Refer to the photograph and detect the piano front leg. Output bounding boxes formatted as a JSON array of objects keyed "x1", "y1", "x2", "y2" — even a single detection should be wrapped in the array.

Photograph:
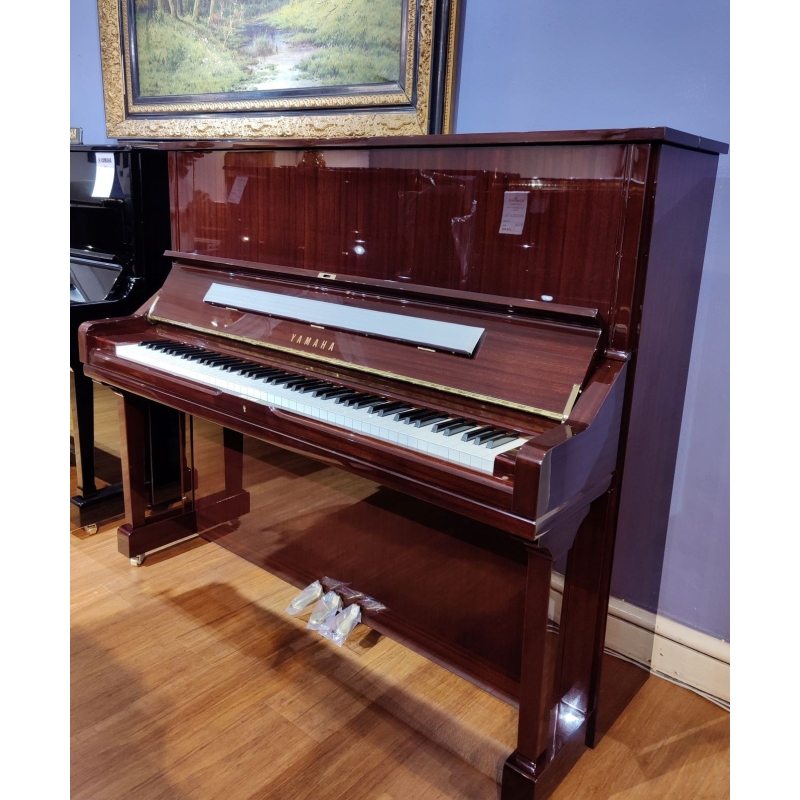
[
  {"x1": 502, "y1": 492, "x2": 614, "y2": 800},
  {"x1": 115, "y1": 390, "x2": 250, "y2": 562}
]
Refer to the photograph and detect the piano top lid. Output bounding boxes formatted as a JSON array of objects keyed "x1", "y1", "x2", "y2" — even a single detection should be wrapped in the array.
[
  {"x1": 149, "y1": 261, "x2": 604, "y2": 421},
  {"x1": 129, "y1": 127, "x2": 728, "y2": 155}
]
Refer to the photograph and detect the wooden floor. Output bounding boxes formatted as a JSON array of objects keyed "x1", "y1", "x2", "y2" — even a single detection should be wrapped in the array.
[{"x1": 71, "y1": 389, "x2": 729, "y2": 800}]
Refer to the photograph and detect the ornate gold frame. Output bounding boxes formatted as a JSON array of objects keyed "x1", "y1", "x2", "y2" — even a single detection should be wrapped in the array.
[{"x1": 97, "y1": 0, "x2": 461, "y2": 139}]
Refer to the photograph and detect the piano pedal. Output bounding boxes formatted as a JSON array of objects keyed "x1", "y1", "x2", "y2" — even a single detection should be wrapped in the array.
[{"x1": 319, "y1": 603, "x2": 362, "y2": 648}]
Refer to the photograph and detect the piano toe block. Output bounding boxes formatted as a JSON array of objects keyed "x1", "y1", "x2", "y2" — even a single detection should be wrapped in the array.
[{"x1": 117, "y1": 489, "x2": 250, "y2": 558}]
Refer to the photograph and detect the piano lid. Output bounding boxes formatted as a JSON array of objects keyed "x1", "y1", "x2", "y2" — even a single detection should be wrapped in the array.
[{"x1": 148, "y1": 262, "x2": 602, "y2": 421}]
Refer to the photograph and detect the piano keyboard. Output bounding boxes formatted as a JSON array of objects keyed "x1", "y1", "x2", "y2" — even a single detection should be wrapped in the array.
[{"x1": 116, "y1": 340, "x2": 530, "y2": 475}]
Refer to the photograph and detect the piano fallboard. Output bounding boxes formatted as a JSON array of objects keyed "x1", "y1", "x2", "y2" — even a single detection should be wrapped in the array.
[{"x1": 148, "y1": 262, "x2": 602, "y2": 421}]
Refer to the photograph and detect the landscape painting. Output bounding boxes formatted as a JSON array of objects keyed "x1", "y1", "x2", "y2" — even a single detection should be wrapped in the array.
[{"x1": 132, "y1": 0, "x2": 406, "y2": 97}]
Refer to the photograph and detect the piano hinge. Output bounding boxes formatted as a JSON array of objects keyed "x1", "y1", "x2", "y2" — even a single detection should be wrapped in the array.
[
  {"x1": 146, "y1": 295, "x2": 160, "y2": 320},
  {"x1": 562, "y1": 384, "x2": 581, "y2": 420}
]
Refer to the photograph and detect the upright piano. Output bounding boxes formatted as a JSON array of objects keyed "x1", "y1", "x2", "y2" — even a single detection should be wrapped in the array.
[
  {"x1": 70, "y1": 145, "x2": 182, "y2": 526},
  {"x1": 79, "y1": 128, "x2": 726, "y2": 798}
]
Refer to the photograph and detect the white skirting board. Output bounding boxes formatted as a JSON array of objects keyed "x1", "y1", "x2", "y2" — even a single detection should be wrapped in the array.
[{"x1": 549, "y1": 574, "x2": 730, "y2": 709}]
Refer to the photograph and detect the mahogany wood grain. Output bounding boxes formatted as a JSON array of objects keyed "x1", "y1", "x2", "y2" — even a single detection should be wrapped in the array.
[
  {"x1": 86, "y1": 358, "x2": 542, "y2": 539},
  {"x1": 515, "y1": 545, "x2": 555, "y2": 762},
  {"x1": 116, "y1": 390, "x2": 147, "y2": 529},
  {"x1": 87, "y1": 318, "x2": 559, "y2": 436},
  {"x1": 144, "y1": 126, "x2": 728, "y2": 153},
  {"x1": 77, "y1": 131, "x2": 726, "y2": 800},
  {"x1": 167, "y1": 250, "x2": 601, "y2": 323},
  {"x1": 172, "y1": 146, "x2": 643, "y2": 337},
  {"x1": 152, "y1": 263, "x2": 600, "y2": 418},
  {"x1": 70, "y1": 492, "x2": 730, "y2": 800},
  {"x1": 114, "y1": 390, "x2": 250, "y2": 559},
  {"x1": 513, "y1": 360, "x2": 626, "y2": 523}
]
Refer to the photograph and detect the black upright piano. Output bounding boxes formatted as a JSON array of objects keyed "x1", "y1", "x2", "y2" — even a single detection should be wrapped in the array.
[{"x1": 70, "y1": 145, "x2": 181, "y2": 526}]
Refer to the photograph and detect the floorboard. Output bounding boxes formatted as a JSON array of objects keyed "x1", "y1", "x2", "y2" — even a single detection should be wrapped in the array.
[{"x1": 70, "y1": 391, "x2": 729, "y2": 800}]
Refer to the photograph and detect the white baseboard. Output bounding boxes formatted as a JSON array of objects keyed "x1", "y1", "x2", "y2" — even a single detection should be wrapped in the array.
[{"x1": 550, "y1": 574, "x2": 730, "y2": 708}]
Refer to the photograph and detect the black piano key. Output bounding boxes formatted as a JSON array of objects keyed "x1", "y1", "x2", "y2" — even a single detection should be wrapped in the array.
[
  {"x1": 473, "y1": 429, "x2": 511, "y2": 446},
  {"x1": 271, "y1": 374, "x2": 301, "y2": 386},
  {"x1": 212, "y1": 356, "x2": 242, "y2": 365},
  {"x1": 402, "y1": 409, "x2": 436, "y2": 425},
  {"x1": 264, "y1": 372, "x2": 295, "y2": 384},
  {"x1": 257, "y1": 369, "x2": 294, "y2": 381},
  {"x1": 376, "y1": 403, "x2": 414, "y2": 417},
  {"x1": 282, "y1": 376, "x2": 316, "y2": 389},
  {"x1": 485, "y1": 434, "x2": 520, "y2": 450},
  {"x1": 298, "y1": 382, "x2": 334, "y2": 395},
  {"x1": 369, "y1": 401, "x2": 410, "y2": 416},
  {"x1": 394, "y1": 408, "x2": 423, "y2": 422},
  {"x1": 286, "y1": 377, "x2": 316, "y2": 389},
  {"x1": 351, "y1": 396, "x2": 388, "y2": 410},
  {"x1": 414, "y1": 413, "x2": 450, "y2": 429},
  {"x1": 338, "y1": 393, "x2": 375, "y2": 407},
  {"x1": 432, "y1": 418, "x2": 465, "y2": 433},
  {"x1": 240, "y1": 366, "x2": 278, "y2": 377},
  {"x1": 293, "y1": 380, "x2": 328, "y2": 393},
  {"x1": 462, "y1": 426, "x2": 499, "y2": 443},
  {"x1": 206, "y1": 359, "x2": 241, "y2": 369},
  {"x1": 229, "y1": 364, "x2": 261, "y2": 375},
  {"x1": 220, "y1": 360, "x2": 253, "y2": 371},
  {"x1": 165, "y1": 345, "x2": 197, "y2": 354},
  {"x1": 199, "y1": 355, "x2": 234, "y2": 365},
  {"x1": 441, "y1": 422, "x2": 477, "y2": 437},
  {"x1": 313, "y1": 386, "x2": 351, "y2": 399},
  {"x1": 407, "y1": 410, "x2": 441, "y2": 426}
]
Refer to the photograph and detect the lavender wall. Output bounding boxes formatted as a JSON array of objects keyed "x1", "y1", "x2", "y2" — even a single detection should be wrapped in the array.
[
  {"x1": 69, "y1": 0, "x2": 730, "y2": 640},
  {"x1": 456, "y1": 0, "x2": 730, "y2": 640},
  {"x1": 70, "y1": 0, "x2": 112, "y2": 145}
]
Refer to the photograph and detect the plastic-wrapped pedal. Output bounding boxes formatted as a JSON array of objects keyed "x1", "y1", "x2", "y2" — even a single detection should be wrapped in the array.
[
  {"x1": 285, "y1": 580, "x2": 324, "y2": 616},
  {"x1": 307, "y1": 590, "x2": 342, "y2": 630},
  {"x1": 321, "y1": 604, "x2": 362, "y2": 647}
]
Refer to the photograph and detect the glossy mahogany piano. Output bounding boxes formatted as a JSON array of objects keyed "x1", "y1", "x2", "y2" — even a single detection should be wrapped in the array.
[{"x1": 79, "y1": 128, "x2": 727, "y2": 799}]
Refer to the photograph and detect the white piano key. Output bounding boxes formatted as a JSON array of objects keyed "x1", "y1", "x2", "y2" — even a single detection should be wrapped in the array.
[{"x1": 116, "y1": 343, "x2": 529, "y2": 475}]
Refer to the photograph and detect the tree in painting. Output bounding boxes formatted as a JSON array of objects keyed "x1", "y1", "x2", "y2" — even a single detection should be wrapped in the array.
[{"x1": 134, "y1": 0, "x2": 404, "y2": 97}]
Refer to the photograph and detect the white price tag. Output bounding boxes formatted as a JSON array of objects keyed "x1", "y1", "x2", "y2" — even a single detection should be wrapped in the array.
[
  {"x1": 91, "y1": 153, "x2": 116, "y2": 198},
  {"x1": 228, "y1": 175, "x2": 248, "y2": 204},
  {"x1": 499, "y1": 191, "x2": 529, "y2": 235}
]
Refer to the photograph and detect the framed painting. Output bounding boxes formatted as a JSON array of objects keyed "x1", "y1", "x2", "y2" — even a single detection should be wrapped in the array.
[{"x1": 97, "y1": 0, "x2": 463, "y2": 139}]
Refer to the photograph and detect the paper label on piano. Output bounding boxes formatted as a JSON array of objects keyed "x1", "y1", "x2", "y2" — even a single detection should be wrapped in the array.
[
  {"x1": 499, "y1": 191, "x2": 529, "y2": 235},
  {"x1": 91, "y1": 153, "x2": 116, "y2": 198},
  {"x1": 228, "y1": 176, "x2": 248, "y2": 204}
]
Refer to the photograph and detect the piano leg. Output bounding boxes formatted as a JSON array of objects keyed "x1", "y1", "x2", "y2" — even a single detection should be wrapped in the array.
[
  {"x1": 70, "y1": 367, "x2": 125, "y2": 526},
  {"x1": 501, "y1": 545, "x2": 554, "y2": 799},
  {"x1": 502, "y1": 495, "x2": 613, "y2": 799},
  {"x1": 115, "y1": 392, "x2": 250, "y2": 560}
]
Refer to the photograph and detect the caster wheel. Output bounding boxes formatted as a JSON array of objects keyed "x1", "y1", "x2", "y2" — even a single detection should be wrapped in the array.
[
  {"x1": 83, "y1": 523, "x2": 98, "y2": 535},
  {"x1": 130, "y1": 554, "x2": 146, "y2": 567}
]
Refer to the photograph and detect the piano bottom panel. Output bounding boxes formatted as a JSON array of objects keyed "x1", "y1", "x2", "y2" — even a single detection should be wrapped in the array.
[{"x1": 189, "y1": 417, "x2": 558, "y2": 703}]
